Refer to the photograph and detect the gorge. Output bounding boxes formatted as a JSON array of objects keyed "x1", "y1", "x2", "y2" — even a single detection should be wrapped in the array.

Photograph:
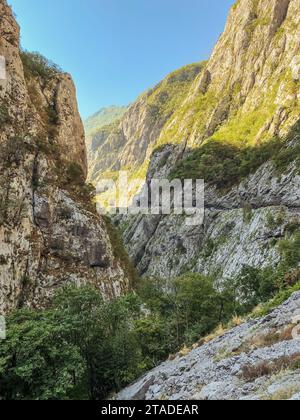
[{"x1": 0, "y1": 0, "x2": 300, "y2": 401}]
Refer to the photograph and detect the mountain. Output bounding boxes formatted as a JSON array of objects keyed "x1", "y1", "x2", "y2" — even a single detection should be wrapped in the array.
[
  {"x1": 88, "y1": 0, "x2": 300, "y2": 281},
  {"x1": 0, "y1": 0, "x2": 131, "y2": 313},
  {"x1": 84, "y1": 106, "x2": 127, "y2": 138},
  {"x1": 86, "y1": 63, "x2": 204, "y2": 185},
  {"x1": 84, "y1": 106, "x2": 127, "y2": 183},
  {"x1": 110, "y1": 0, "x2": 300, "y2": 399}
]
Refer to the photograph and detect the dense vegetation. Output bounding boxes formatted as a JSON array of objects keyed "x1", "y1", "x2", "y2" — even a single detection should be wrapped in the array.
[
  {"x1": 0, "y1": 227, "x2": 299, "y2": 400},
  {"x1": 146, "y1": 62, "x2": 205, "y2": 121},
  {"x1": 170, "y1": 121, "x2": 300, "y2": 189},
  {"x1": 0, "y1": 287, "x2": 141, "y2": 400}
]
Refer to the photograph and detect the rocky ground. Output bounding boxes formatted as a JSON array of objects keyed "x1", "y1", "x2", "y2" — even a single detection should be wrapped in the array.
[{"x1": 116, "y1": 292, "x2": 300, "y2": 400}]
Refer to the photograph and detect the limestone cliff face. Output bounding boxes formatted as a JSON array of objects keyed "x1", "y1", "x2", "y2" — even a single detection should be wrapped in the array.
[
  {"x1": 89, "y1": 0, "x2": 300, "y2": 281},
  {"x1": 0, "y1": 1, "x2": 87, "y2": 175},
  {"x1": 0, "y1": 0, "x2": 130, "y2": 313},
  {"x1": 183, "y1": 0, "x2": 300, "y2": 144}
]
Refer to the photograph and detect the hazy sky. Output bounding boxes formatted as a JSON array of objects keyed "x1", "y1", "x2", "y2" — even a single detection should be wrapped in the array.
[{"x1": 10, "y1": 0, "x2": 234, "y2": 118}]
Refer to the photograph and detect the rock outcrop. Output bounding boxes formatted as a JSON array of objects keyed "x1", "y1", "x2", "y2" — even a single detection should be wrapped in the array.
[
  {"x1": 116, "y1": 292, "x2": 300, "y2": 400},
  {"x1": 0, "y1": 0, "x2": 130, "y2": 313},
  {"x1": 88, "y1": 0, "x2": 300, "y2": 281}
]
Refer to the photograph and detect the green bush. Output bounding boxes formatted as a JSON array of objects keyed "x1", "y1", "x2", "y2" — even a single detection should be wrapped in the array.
[
  {"x1": 226, "y1": 228, "x2": 300, "y2": 314},
  {"x1": 169, "y1": 138, "x2": 283, "y2": 189},
  {"x1": 137, "y1": 273, "x2": 236, "y2": 349},
  {"x1": 226, "y1": 266, "x2": 278, "y2": 313},
  {"x1": 169, "y1": 121, "x2": 300, "y2": 189},
  {"x1": 253, "y1": 280, "x2": 300, "y2": 318},
  {"x1": 21, "y1": 51, "x2": 62, "y2": 80},
  {"x1": 278, "y1": 229, "x2": 300, "y2": 271}
]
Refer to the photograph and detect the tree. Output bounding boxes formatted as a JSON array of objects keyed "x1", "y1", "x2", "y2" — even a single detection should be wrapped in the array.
[
  {"x1": 0, "y1": 308, "x2": 86, "y2": 400},
  {"x1": 173, "y1": 273, "x2": 221, "y2": 343},
  {"x1": 0, "y1": 286, "x2": 142, "y2": 400}
]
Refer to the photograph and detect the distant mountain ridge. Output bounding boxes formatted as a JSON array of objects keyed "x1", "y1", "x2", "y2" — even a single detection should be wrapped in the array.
[{"x1": 84, "y1": 106, "x2": 127, "y2": 139}]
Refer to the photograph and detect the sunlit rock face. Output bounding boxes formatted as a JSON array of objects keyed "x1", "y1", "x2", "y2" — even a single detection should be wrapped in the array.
[
  {"x1": 0, "y1": 0, "x2": 130, "y2": 313},
  {"x1": 88, "y1": 0, "x2": 300, "y2": 281}
]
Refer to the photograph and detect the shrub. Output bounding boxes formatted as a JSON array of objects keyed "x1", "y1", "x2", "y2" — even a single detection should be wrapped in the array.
[
  {"x1": 270, "y1": 386, "x2": 300, "y2": 401},
  {"x1": 169, "y1": 139, "x2": 283, "y2": 190},
  {"x1": 279, "y1": 229, "x2": 300, "y2": 270},
  {"x1": 169, "y1": 120, "x2": 300, "y2": 190},
  {"x1": 242, "y1": 362, "x2": 273, "y2": 382},
  {"x1": 242, "y1": 354, "x2": 300, "y2": 382},
  {"x1": 21, "y1": 51, "x2": 62, "y2": 80},
  {"x1": 229, "y1": 266, "x2": 278, "y2": 313},
  {"x1": 170, "y1": 141, "x2": 241, "y2": 189},
  {"x1": 137, "y1": 273, "x2": 236, "y2": 350}
]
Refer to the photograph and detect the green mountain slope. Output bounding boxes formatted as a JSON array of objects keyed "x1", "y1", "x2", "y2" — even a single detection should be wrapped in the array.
[
  {"x1": 84, "y1": 106, "x2": 127, "y2": 139},
  {"x1": 86, "y1": 0, "x2": 300, "y2": 283}
]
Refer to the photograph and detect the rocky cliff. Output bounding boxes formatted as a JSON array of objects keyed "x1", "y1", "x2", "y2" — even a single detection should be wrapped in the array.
[
  {"x1": 89, "y1": 0, "x2": 300, "y2": 281},
  {"x1": 116, "y1": 291, "x2": 300, "y2": 400},
  {"x1": 84, "y1": 106, "x2": 127, "y2": 183},
  {"x1": 0, "y1": 0, "x2": 130, "y2": 314}
]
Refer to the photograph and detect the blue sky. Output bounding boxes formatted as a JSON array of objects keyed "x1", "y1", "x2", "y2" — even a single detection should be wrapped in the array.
[{"x1": 10, "y1": 0, "x2": 234, "y2": 119}]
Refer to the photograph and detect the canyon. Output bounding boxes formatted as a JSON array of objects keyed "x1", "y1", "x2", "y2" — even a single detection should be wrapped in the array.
[{"x1": 0, "y1": 0, "x2": 300, "y2": 400}]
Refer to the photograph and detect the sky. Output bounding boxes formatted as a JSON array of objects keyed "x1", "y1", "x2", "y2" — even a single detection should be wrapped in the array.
[{"x1": 10, "y1": 0, "x2": 234, "y2": 119}]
